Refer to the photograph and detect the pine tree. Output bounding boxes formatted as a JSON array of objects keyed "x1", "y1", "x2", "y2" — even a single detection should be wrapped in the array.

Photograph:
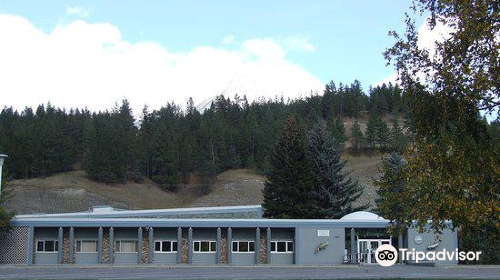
[
  {"x1": 307, "y1": 121, "x2": 367, "y2": 218},
  {"x1": 366, "y1": 115, "x2": 377, "y2": 149},
  {"x1": 350, "y1": 121, "x2": 365, "y2": 150},
  {"x1": 375, "y1": 152, "x2": 407, "y2": 232},
  {"x1": 262, "y1": 117, "x2": 317, "y2": 218},
  {"x1": 0, "y1": 162, "x2": 14, "y2": 234}
]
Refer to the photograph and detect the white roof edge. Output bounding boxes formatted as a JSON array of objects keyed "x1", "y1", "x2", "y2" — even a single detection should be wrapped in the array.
[{"x1": 15, "y1": 205, "x2": 263, "y2": 219}]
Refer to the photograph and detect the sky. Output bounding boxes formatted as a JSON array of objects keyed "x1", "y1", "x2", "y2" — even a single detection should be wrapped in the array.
[{"x1": 0, "y1": 1, "x2": 429, "y2": 114}]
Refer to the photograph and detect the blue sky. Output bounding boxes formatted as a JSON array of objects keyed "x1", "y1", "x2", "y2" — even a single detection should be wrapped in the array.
[{"x1": 0, "y1": 1, "x2": 427, "y2": 113}]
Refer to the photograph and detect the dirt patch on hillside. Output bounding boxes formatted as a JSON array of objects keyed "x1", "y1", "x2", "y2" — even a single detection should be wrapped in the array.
[{"x1": 3, "y1": 154, "x2": 384, "y2": 214}]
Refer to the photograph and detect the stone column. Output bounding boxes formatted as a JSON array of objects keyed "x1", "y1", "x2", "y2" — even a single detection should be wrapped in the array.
[
  {"x1": 266, "y1": 228, "x2": 272, "y2": 264},
  {"x1": 177, "y1": 227, "x2": 182, "y2": 264},
  {"x1": 58, "y1": 227, "x2": 63, "y2": 264},
  {"x1": 255, "y1": 227, "x2": 260, "y2": 264},
  {"x1": 227, "y1": 227, "x2": 232, "y2": 264},
  {"x1": 69, "y1": 227, "x2": 74, "y2": 264},
  {"x1": 109, "y1": 227, "x2": 114, "y2": 264},
  {"x1": 187, "y1": 227, "x2": 193, "y2": 264},
  {"x1": 216, "y1": 227, "x2": 221, "y2": 264},
  {"x1": 137, "y1": 227, "x2": 143, "y2": 264},
  {"x1": 98, "y1": 227, "x2": 103, "y2": 264}
]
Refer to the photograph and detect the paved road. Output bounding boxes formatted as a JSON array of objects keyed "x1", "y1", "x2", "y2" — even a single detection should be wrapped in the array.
[{"x1": 0, "y1": 265, "x2": 499, "y2": 279}]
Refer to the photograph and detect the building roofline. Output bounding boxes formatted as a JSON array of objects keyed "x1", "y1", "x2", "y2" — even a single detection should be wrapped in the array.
[
  {"x1": 15, "y1": 205, "x2": 263, "y2": 219},
  {"x1": 10, "y1": 217, "x2": 390, "y2": 228}
]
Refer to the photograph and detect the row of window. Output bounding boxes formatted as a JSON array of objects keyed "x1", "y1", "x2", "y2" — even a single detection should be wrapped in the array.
[
  {"x1": 37, "y1": 240, "x2": 294, "y2": 254},
  {"x1": 37, "y1": 240, "x2": 138, "y2": 253}
]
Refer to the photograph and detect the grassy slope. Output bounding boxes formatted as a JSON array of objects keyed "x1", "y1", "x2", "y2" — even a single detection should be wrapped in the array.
[{"x1": 3, "y1": 154, "x2": 383, "y2": 215}]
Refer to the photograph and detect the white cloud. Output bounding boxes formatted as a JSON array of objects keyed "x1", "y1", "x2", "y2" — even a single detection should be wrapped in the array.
[
  {"x1": 221, "y1": 35, "x2": 235, "y2": 45},
  {"x1": 0, "y1": 14, "x2": 324, "y2": 114},
  {"x1": 64, "y1": 6, "x2": 90, "y2": 19},
  {"x1": 373, "y1": 16, "x2": 453, "y2": 87},
  {"x1": 282, "y1": 36, "x2": 315, "y2": 52}
]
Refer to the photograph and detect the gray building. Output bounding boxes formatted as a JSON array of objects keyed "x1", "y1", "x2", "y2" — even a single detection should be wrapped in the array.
[{"x1": 0, "y1": 205, "x2": 458, "y2": 266}]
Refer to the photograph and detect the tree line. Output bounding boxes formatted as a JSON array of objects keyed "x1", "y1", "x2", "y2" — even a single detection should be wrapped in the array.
[{"x1": 0, "y1": 81, "x2": 410, "y2": 185}]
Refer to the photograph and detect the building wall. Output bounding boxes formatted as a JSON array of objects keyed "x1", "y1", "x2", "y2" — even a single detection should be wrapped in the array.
[
  {"x1": 192, "y1": 228, "x2": 217, "y2": 264},
  {"x1": 0, "y1": 226, "x2": 30, "y2": 264},
  {"x1": 114, "y1": 228, "x2": 139, "y2": 264},
  {"x1": 34, "y1": 227, "x2": 59, "y2": 265},
  {"x1": 295, "y1": 227, "x2": 345, "y2": 265},
  {"x1": 74, "y1": 228, "x2": 98, "y2": 264},
  {"x1": 231, "y1": 228, "x2": 256, "y2": 265},
  {"x1": 270, "y1": 228, "x2": 294, "y2": 265},
  {"x1": 153, "y1": 228, "x2": 177, "y2": 264},
  {"x1": 406, "y1": 227, "x2": 458, "y2": 265}
]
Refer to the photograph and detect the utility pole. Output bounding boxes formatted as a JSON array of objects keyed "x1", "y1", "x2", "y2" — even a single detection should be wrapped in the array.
[{"x1": 0, "y1": 154, "x2": 8, "y2": 200}]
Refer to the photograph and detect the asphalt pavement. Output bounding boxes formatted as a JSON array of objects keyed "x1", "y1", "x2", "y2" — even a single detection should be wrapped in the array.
[{"x1": 0, "y1": 264, "x2": 499, "y2": 279}]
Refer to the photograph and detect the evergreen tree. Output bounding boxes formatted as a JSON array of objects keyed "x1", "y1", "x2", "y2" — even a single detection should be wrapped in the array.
[
  {"x1": 366, "y1": 115, "x2": 378, "y2": 149},
  {"x1": 375, "y1": 152, "x2": 407, "y2": 231},
  {"x1": 350, "y1": 121, "x2": 365, "y2": 150},
  {"x1": 262, "y1": 117, "x2": 316, "y2": 218},
  {"x1": 307, "y1": 121, "x2": 367, "y2": 218},
  {"x1": 389, "y1": 116, "x2": 408, "y2": 152},
  {"x1": 0, "y1": 159, "x2": 14, "y2": 234},
  {"x1": 376, "y1": 118, "x2": 390, "y2": 150}
]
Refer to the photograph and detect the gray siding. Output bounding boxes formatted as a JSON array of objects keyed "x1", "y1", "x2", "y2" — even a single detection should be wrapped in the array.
[
  {"x1": 270, "y1": 228, "x2": 294, "y2": 265},
  {"x1": 74, "y1": 228, "x2": 99, "y2": 264},
  {"x1": 231, "y1": 228, "x2": 256, "y2": 265},
  {"x1": 34, "y1": 228, "x2": 59, "y2": 265},
  {"x1": 153, "y1": 228, "x2": 178, "y2": 264},
  {"x1": 192, "y1": 228, "x2": 217, "y2": 264},
  {"x1": 75, "y1": 253, "x2": 98, "y2": 264},
  {"x1": 406, "y1": 227, "x2": 458, "y2": 265},
  {"x1": 295, "y1": 227, "x2": 345, "y2": 265}
]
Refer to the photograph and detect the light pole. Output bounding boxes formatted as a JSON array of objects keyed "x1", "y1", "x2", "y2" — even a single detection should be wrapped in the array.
[{"x1": 0, "y1": 154, "x2": 7, "y2": 200}]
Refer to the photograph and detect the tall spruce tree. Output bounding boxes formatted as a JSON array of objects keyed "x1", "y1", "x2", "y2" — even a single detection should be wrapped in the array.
[
  {"x1": 374, "y1": 152, "x2": 407, "y2": 232},
  {"x1": 262, "y1": 117, "x2": 317, "y2": 218},
  {"x1": 307, "y1": 121, "x2": 367, "y2": 218},
  {"x1": 350, "y1": 121, "x2": 365, "y2": 151},
  {"x1": 0, "y1": 159, "x2": 14, "y2": 234}
]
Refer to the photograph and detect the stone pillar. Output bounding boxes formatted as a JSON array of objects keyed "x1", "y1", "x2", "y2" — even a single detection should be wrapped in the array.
[
  {"x1": 58, "y1": 227, "x2": 63, "y2": 264},
  {"x1": 69, "y1": 227, "x2": 74, "y2": 264},
  {"x1": 109, "y1": 227, "x2": 114, "y2": 264},
  {"x1": 227, "y1": 227, "x2": 232, "y2": 264},
  {"x1": 187, "y1": 227, "x2": 193, "y2": 264},
  {"x1": 98, "y1": 227, "x2": 103, "y2": 264},
  {"x1": 27, "y1": 226, "x2": 34, "y2": 265},
  {"x1": 177, "y1": 227, "x2": 182, "y2": 264},
  {"x1": 148, "y1": 227, "x2": 154, "y2": 264},
  {"x1": 350, "y1": 228, "x2": 356, "y2": 262},
  {"x1": 266, "y1": 228, "x2": 272, "y2": 264},
  {"x1": 216, "y1": 228, "x2": 222, "y2": 264},
  {"x1": 255, "y1": 228, "x2": 260, "y2": 264},
  {"x1": 137, "y1": 227, "x2": 143, "y2": 264}
]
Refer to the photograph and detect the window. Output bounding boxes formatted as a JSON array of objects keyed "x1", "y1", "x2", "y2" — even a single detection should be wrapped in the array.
[
  {"x1": 193, "y1": 241, "x2": 216, "y2": 253},
  {"x1": 271, "y1": 241, "x2": 294, "y2": 253},
  {"x1": 154, "y1": 240, "x2": 178, "y2": 253},
  {"x1": 232, "y1": 241, "x2": 255, "y2": 253},
  {"x1": 115, "y1": 240, "x2": 138, "y2": 253},
  {"x1": 36, "y1": 240, "x2": 58, "y2": 252},
  {"x1": 76, "y1": 240, "x2": 97, "y2": 253}
]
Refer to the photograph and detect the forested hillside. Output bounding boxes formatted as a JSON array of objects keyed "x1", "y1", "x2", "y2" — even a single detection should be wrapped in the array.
[{"x1": 0, "y1": 80, "x2": 411, "y2": 187}]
